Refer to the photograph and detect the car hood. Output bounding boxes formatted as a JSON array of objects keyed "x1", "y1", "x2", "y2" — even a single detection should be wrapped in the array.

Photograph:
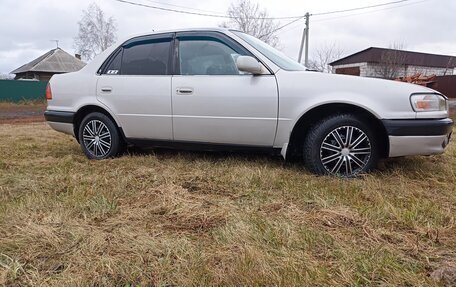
[
  {"x1": 292, "y1": 70, "x2": 436, "y2": 95},
  {"x1": 274, "y1": 70, "x2": 448, "y2": 120}
]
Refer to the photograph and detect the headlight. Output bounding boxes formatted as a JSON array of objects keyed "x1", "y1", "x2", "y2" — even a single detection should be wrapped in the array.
[{"x1": 410, "y1": 94, "x2": 447, "y2": 112}]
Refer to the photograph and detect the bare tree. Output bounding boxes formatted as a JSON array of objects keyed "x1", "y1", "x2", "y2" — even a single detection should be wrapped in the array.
[
  {"x1": 74, "y1": 3, "x2": 117, "y2": 61},
  {"x1": 0, "y1": 73, "x2": 14, "y2": 80},
  {"x1": 221, "y1": 0, "x2": 280, "y2": 47},
  {"x1": 308, "y1": 42, "x2": 344, "y2": 73},
  {"x1": 373, "y1": 43, "x2": 407, "y2": 79},
  {"x1": 443, "y1": 56, "x2": 456, "y2": 76}
]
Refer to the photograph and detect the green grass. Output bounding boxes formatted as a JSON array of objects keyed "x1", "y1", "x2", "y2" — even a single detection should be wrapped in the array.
[{"x1": 0, "y1": 123, "x2": 455, "y2": 286}]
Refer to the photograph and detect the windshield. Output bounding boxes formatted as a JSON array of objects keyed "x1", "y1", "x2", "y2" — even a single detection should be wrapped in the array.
[{"x1": 232, "y1": 31, "x2": 306, "y2": 71}]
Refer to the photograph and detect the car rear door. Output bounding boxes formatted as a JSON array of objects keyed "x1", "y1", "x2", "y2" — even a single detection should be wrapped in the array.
[
  {"x1": 171, "y1": 31, "x2": 279, "y2": 146},
  {"x1": 96, "y1": 33, "x2": 174, "y2": 140}
]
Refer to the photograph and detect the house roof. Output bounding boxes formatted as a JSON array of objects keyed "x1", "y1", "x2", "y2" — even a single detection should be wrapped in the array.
[
  {"x1": 330, "y1": 47, "x2": 456, "y2": 69},
  {"x1": 11, "y1": 48, "x2": 86, "y2": 74}
]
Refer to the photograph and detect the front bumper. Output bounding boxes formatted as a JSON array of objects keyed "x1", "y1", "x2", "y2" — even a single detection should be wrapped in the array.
[{"x1": 383, "y1": 118, "x2": 453, "y2": 157}]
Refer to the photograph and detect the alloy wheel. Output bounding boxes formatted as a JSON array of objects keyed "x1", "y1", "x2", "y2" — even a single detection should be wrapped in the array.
[
  {"x1": 82, "y1": 120, "x2": 112, "y2": 157},
  {"x1": 319, "y1": 125, "x2": 371, "y2": 176}
]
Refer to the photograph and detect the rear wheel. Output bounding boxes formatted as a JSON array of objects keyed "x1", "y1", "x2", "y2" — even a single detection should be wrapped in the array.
[
  {"x1": 78, "y1": 112, "x2": 121, "y2": 159},
  {"x1": 303, "y1": 114, "x2": 379, "y2": 177}
]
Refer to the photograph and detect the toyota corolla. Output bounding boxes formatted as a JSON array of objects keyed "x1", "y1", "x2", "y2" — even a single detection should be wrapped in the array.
[{"x1": 44, "y1": 28, "x2": 454, "y2": 176}]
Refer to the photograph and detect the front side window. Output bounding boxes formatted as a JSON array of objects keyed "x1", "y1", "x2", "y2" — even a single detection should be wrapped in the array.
[
  {"x1": 232, "y1": 31, "x2": 306, "y2": 71},
  {"x1": 179, "y1": 37, "x2": 245, "y2": 75},
  {"x1": 121, "y1": 39, "x2": 172, "y2": 75}
]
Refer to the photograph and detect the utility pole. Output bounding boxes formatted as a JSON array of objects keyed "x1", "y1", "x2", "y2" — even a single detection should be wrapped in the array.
[
  {"x1": 298, "y1": 12, "x2": 310, "y2": 66},
  {"x1": 304, "y1": 12, "x2": 310, "y2": 66}
]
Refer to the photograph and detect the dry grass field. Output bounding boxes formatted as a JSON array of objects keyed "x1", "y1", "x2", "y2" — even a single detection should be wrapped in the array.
[{"x1": 0, "y1": 107, "x2": 455, "y2": 286}]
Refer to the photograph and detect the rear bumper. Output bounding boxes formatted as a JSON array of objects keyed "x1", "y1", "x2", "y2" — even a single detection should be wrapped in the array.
[
  {"x1": 44, "y1": 110, "x2": 75, "y2": 136},
  {"x1": 47, "y1": 122, "x2": 75, "y2": 136},
  {"x1": 44, "y1": 110, "x2": 75, "y2": 123},
  {"x1": 383, "y1": 118, "x2": 453, "y2": 157}
]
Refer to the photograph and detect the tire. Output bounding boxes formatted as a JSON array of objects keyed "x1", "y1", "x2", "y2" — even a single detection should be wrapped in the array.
[
  {"x1": 303, "y1": 114, "x2": 379, "y2": 177},
  {"x1": 78, "y1": 112, "x2": 122, "y2": 160}
]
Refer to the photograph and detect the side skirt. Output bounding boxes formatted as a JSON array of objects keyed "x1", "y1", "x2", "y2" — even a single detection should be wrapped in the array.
[{"x1": 126, "y1": 138, "x2": 281, "y2": 155}]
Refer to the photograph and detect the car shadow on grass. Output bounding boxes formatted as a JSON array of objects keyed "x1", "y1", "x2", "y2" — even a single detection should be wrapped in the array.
[
  {"x1": 124, "y1": 145, "x2": 286, "y2": 165},
  {"x1": 122, "y1": 145, "x2": 447, "y2": 178}
]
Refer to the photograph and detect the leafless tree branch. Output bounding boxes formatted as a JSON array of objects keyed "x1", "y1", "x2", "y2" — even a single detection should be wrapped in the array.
[
  {"x1": 74, "y1": 3, "x2": 117, "y2": 61},
  {"x1": 308, "y1": 42, "x2": 344, "y2": 73},
  {"x1": 374, "y1": 42, "x2": 407, "y2": 79},
  {"x1": 0, "y1": 73, "x2": 14, "y2": 80},
  {"x1": 443, "y1": 56, "x2": 455, "y2": 76},
  {"x1": 220, "y1": 0, "x2": 280, "y2": 47}
]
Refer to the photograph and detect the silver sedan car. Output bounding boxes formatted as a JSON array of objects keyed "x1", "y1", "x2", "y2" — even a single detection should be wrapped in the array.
[{"x1": 44, "y1": 28, "x2": 454, "y2": 177}]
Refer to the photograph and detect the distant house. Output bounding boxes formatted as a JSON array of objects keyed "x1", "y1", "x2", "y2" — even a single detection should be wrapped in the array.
[
  {"x1": 330, "y1": 47, "x2": 456, "y2": 79},
  {"x1": 11, "y1": 48, "x2": 85, "y2": 82}
]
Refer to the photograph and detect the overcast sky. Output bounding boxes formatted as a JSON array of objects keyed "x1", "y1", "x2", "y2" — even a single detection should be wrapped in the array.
[{"x1": 1, "y1": 0, "x2": 455, "y2": 74}]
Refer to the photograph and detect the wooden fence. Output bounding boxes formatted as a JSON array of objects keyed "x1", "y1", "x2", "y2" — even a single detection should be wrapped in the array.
[{"x1": 431, "y1": 76, "x2": 456, "y2": 99}]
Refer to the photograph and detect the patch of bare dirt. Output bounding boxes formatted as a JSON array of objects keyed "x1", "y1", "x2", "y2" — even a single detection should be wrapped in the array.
[{"x1": 0, "y1": 102, "x2": 45, "y2": 124}]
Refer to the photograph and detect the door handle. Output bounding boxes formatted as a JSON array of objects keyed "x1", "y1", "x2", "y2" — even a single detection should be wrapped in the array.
[
  {"x1": 176, "y1": 87, "x2": 194, "y2": 95},
  {"x1": 101, "y1": 87, "x2": 112, "y2": 93}
]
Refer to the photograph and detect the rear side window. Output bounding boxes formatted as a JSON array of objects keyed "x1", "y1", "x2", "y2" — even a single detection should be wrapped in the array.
[
  {"x1": 104, "y1": 50, "x2": 122, "y2": 75},
  {"x1": 121, "y1": 38, "x2": 172, "y2": 75}
]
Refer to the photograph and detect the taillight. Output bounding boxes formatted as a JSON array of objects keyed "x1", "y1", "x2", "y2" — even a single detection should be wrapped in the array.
[{"x1": 45, "y1": 83, "x2": 52, "y2": 100}]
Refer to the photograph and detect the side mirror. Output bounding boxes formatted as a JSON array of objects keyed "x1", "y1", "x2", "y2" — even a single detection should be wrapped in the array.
[{"x1": 236, "y1": 56, "x2": 263, "y2": 75}]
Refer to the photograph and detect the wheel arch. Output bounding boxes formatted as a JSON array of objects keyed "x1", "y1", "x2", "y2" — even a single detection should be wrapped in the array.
[
  {"x1": 287, "y1": 103, "x2": 389, "y2": 160},
  {"x1": 73, "y1": 105, "x2": 125, "y2": 142}
]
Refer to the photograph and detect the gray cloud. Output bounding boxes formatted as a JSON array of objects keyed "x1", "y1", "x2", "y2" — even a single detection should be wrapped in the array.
[{"x1": 0, "y1": 0, "x2": 454, "y2": 73}]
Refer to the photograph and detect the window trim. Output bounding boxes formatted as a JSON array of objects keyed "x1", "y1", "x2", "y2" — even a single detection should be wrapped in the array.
[
  {"x1": 172, "y1": 33, "x2": 180, "y2": 75},
  {"x1": 97, "y1": 31, "x2": 274, "y2": 76},
  {"x1": 98, "y1": 47, "x2": 123, "y2": 75},
  {"x1": 175, "y1": 31, "x2": 273, "y2": 76}
]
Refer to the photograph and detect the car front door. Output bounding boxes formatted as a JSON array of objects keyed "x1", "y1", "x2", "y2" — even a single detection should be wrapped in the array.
[
  {"x1": 96, "y1": 33, "x2": 174, "y2": 140},
  {"x1": 171, "y1": 32, "x2": 279, "y2": 146}
]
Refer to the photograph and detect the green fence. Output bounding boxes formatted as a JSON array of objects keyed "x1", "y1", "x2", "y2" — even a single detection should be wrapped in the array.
[{"x1": 0, "y1": 79, "x2": 47, "y2": 102}]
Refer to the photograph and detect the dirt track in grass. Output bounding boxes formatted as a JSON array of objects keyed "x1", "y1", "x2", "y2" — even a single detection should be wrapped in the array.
[{"x1": 0, "y1": 102, "x2": 45, "y2": 124}]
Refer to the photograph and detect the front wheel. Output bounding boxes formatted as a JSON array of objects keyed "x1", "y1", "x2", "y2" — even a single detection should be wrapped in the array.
[
  {"x1": 78, "y1": 112, "x2": 122, "y2": 159},
  {"x1": 303, "y1": 114, "x2": 379, "y2": 177}
]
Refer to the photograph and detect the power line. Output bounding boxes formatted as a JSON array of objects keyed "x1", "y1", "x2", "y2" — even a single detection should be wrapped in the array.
[
  {"x1": 279, "y1": 18, "x2": 309, "y2": 35},
  {"x1": 143, "y1": 0, "x2": 225, "y2": 15},
  {"x1": 278, "y1": 0, "x2": 429, "y2": 34},
  {"x1": 313, "y1": 0, "x2": 430, "y2": 22},
  {"x1": 111, "y1": 0, "x2": 430, "y2": 55},
  {"x1": 111, "y1": 0, "x2": 425, "y2": 23},
  {"x1": 314, "y1": 0, "x2": 430, "y2": 22},
  {"x1": 262, "y1": 16, "x2": 306, "y2": 37},
  {"x1": 112, "y1": 0, "x2": 303, "y2": 20},
  {"x1": 311, "y1": 0, "x2": 411, "y2": 16},
  {"x1": 294, "y1": 0, "x2": 426, "y2": 66}
]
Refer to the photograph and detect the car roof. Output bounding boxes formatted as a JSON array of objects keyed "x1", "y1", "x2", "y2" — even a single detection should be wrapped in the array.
[{"x1": 125, "y1": 27, "x2": 234, "y2": 38}]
